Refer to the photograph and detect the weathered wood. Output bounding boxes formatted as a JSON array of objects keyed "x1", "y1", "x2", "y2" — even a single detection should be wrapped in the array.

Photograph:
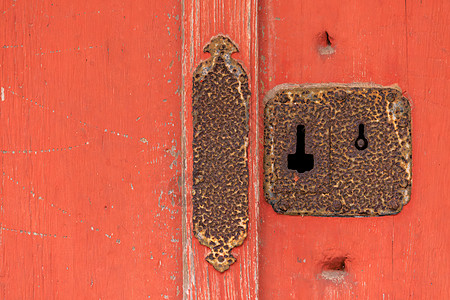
[
  {"x1": 2, "y1": 0, "x2": 449, "y2": 298},
  {"x1": 258, "y1": 0, "x2": 450, "y2": 298},
  {"x1": 0, "y1": 0, "x2": 183, "y2": 298},
  {"x1": 182, "y1": 0, "x2": 259, "y2": 298}
]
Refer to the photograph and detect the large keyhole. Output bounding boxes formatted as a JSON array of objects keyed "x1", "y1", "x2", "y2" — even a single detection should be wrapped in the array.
[
  {"x1": 355, "y1": 124, "x2": 368, "y2": 150},
  {"x1": 288, "y1": 125, "x2": 314, "y2": 173}
]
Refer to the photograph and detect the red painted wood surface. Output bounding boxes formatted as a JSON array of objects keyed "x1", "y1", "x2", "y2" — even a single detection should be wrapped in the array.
[
  {"x1": 1, "y1": 0, "x2": 183, "y2": 298},
  {"x1": 2, "y1": 0, "x2": 450, "y2": 299},
  {"x1": 258, "y1": 0, "x2": 450, "y2": 299}
]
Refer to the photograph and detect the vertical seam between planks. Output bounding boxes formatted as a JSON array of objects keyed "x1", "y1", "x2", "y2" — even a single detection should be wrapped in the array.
[
  {"x1": 251, "y1": 0, "x2": 260, "y2": 298},
  {"x1": 181, "y1": 0, "x2": 196, "y2": 299},
  {"x1": 404, "y1": 0, "x2": 410, "y2": 90}
]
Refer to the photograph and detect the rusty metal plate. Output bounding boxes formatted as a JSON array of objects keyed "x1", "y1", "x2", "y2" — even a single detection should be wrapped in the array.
[
  {"x1": 264, "y1": 84, "x2": 411, "y2": 216},
  {"x1": 192, "y1": 36, "x2": 249, "y2": 272}
]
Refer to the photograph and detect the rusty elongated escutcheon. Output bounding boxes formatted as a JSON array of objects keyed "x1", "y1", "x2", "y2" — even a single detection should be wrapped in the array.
[{"x1": 192, "y1": 36, "x2": 250, "y2": 272}]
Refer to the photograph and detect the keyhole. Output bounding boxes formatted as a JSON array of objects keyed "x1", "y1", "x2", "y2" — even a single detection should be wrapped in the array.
[
  {"x1": 355, "y1": 124, "x2": 368, "y2": 150},
  {"x1": 288, "y1": 125, "x2": 314, "y2": 173}
]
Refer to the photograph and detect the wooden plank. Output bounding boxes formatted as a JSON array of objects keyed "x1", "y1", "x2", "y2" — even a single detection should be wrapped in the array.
[
  {"x1": 258, "y1": 0, "x2": 407, "y2": 299},
  {"x1": 0, "y1": 0, "x2": 183, "y2": 298},
  {"x1": 181, "y1": 0, "x2": 259, "y2": 298},
  {"x1": 259, "y1": 0, "x2": 450, "y2": 298},
  {"x1": 392, "y1": 0, "x2": 450, "y2": 298}
]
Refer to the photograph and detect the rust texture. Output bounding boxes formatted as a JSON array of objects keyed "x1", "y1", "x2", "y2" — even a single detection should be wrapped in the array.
[
  {"x1": 264, "y1": 84, "x2": 412, "y2": 216},
  {"x1": 192, "y1": 36, "x2": 250, "y2": 272}
]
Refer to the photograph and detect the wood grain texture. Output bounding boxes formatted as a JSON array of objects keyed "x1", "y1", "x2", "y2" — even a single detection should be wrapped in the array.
[
  {"x1": 0, "y1": 0, "x2": 182, "y2": 298},
  {"x1": 182, "y1": 0, "x2": 259, "y2": 298},
  {"x1": 258, "y1": 0, "x2": 450, "y2": 299},
  {"x1": 2, "y1": 0, "x2": 449, "y2": 298}
]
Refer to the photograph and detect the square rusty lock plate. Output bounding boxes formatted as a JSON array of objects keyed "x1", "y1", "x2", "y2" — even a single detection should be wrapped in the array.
[{"x1": 264, "y1": 83, "x2": 412, "y2": 216}]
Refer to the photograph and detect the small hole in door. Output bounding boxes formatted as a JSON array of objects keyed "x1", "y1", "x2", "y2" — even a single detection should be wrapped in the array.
[{"x1": 323, "y1": 256, "x2": 347, "y2": 271}]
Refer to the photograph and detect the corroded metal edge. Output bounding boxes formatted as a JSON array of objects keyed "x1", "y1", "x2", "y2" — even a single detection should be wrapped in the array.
[
  {"x1": 263, "y1": 83, "x2": 402, "y2": 104},
  {"x1": 264, "y1": 84, "x2": 412, "y2": 216},
  {"x1": 192, "y1": 36, "x2": 250, "y2": 272}
]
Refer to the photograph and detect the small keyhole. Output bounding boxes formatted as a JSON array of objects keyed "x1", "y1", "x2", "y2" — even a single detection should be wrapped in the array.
[
  {"x1": 288, "y1": 125, "x2": 314, "y2": 173},
  {"x1": 355, "y1": 124, "x2": 368, "y2": 150}
]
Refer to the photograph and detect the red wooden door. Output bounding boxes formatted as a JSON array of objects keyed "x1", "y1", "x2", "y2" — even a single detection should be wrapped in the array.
[
  {"x1": 183, "y1": 0, "x2": 450, "y2": 299},
  {"x1": 257, "y1": 1, "x2": 450, "y2": 298},
  {"x1": 1, "y1": 0, "x2": 183, "y2": 298},
  {"x1": 2, "y1": 0, "x2": 450, "y2": 299}
]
